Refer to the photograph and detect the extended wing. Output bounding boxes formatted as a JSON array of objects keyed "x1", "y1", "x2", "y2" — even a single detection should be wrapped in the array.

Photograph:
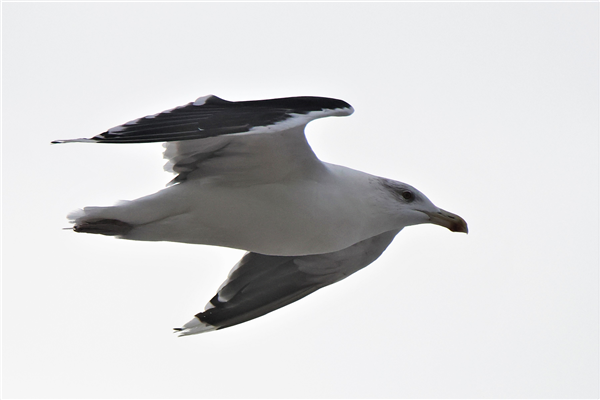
[
  {"x1": 174, "y1": 229, "x2": 400, "y2": 336},
  {"x1": 53, "y1": 95, "x2": 353, "y2": 184},
  {"x1": 53, "y1": 95, "x2": 353, "y2": 144}
]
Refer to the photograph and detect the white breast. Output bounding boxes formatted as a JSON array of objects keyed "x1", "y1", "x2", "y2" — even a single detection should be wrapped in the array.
[{"x1": 115, "y1": 163, "x2": 395, "y2": 256}]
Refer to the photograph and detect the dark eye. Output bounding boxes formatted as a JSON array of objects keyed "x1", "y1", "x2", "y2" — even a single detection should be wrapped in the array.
[{"x1": 401, "y1": 190, "x2": 414, "y2": 201}]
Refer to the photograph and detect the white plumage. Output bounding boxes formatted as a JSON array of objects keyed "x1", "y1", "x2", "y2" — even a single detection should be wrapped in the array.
[{"x1": 53, "y1": 95, "x2": 467, "y2": 336}]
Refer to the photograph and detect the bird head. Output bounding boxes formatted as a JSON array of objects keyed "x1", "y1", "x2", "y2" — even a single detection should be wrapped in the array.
[{"x1": 376, "y1": 178, "x2": 468, "y2": 234}]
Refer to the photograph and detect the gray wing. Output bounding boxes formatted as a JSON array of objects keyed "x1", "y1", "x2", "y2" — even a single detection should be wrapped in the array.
[
  {"x1": 174, "y1": 229, "x2": 401, "y2": 336},
  {"x1": 52, "y1": 95, "x2": 354, "y2": 185}
]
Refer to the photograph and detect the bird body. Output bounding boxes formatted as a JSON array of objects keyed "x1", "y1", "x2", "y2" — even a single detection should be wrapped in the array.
[
  {"x1": 54, "y1": 95, "x2": 467, "y2": 335},
  {"x1": 72, "y1": 162, "x2": 418, "y2": 256}
]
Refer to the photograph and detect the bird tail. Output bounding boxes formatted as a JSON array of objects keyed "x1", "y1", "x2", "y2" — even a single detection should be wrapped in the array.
[{"x1": 67, "y1": 208, "x2": 133, "y2": 236}]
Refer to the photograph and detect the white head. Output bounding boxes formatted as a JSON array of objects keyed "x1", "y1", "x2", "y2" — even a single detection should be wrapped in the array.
[{"x1": 375, "y1": 177, "x2": 468, "y2": 233}]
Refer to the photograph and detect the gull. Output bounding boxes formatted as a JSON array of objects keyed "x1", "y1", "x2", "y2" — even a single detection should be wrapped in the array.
[{"x1": 53, "y1": 95, "x2": 468, "y2": 336}]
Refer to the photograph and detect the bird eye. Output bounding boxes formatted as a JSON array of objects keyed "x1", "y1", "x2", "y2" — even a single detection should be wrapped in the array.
[{"x1": 401, "y1": 191, "x2": 414, "y2": 201}]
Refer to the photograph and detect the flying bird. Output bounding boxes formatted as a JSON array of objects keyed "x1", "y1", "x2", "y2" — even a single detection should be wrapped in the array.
[{"x1": 53, "y1": 95, "x2": 468, "y2": 336}]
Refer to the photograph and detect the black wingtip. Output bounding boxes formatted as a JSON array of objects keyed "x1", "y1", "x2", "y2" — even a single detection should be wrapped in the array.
[{"x1": 50, "y1": 138, "x2": 95, "y2": 144}]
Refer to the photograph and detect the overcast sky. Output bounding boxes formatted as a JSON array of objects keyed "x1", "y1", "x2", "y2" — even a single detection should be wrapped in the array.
[{"x1": 2, "y1": 2, "x2": 598, "y2": 398}]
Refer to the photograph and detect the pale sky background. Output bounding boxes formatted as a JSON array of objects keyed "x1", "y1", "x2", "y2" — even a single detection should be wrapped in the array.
[{"x1": 2, "y1": 2, "x2": 598, "y2": 399}]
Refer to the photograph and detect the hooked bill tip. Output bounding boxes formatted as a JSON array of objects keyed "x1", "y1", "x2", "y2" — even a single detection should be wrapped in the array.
[{"x1": 428, "y1": 208, "x2": 468, "y2": 234}]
